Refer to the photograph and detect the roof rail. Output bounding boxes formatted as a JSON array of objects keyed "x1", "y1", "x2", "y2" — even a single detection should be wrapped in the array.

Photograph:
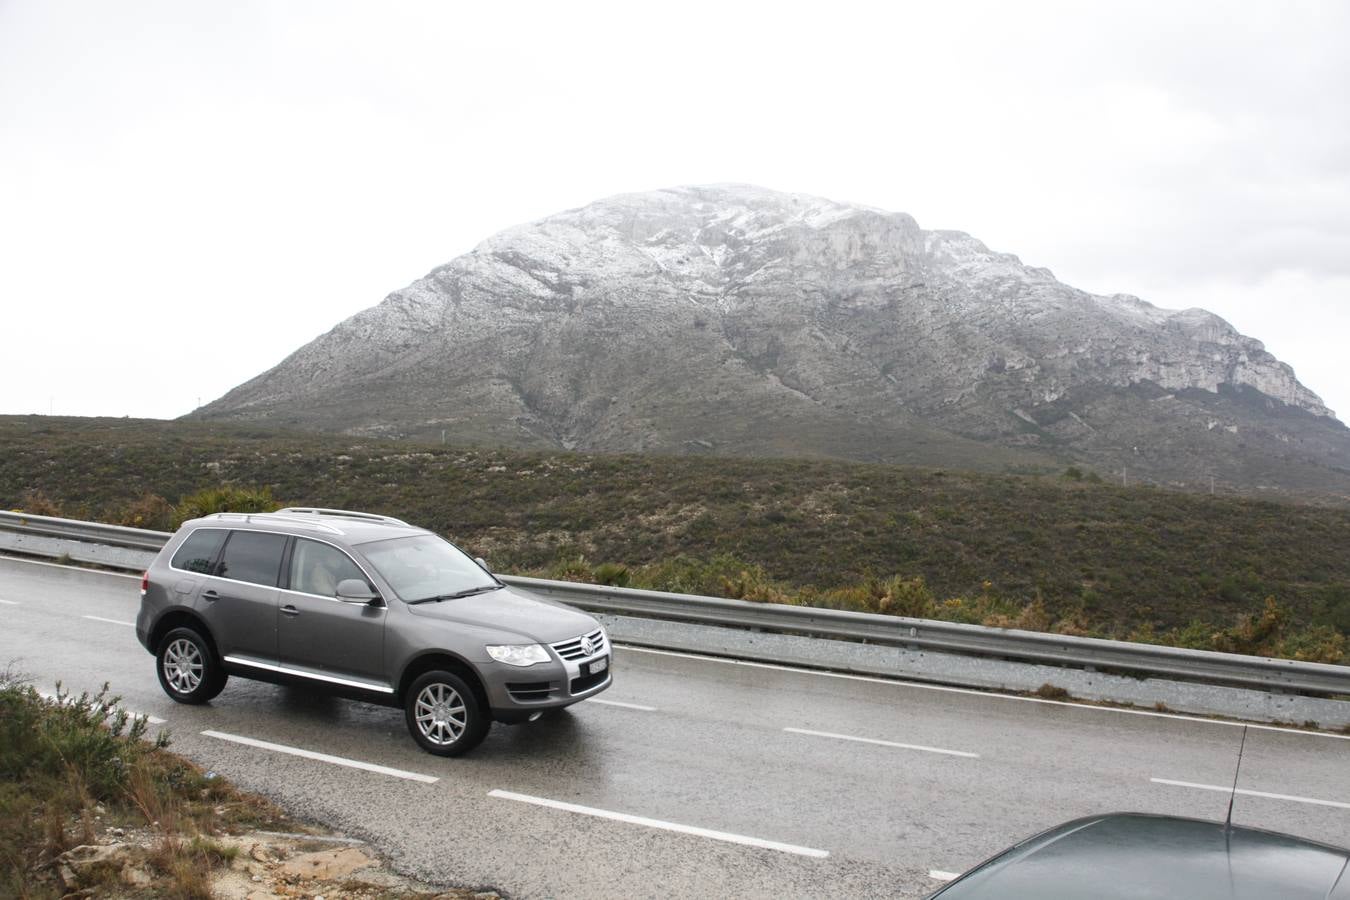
[
  {"x1": 201, "y1": 512, "x2": 345, "y2": 535},
  {"x1": 275, "y1": 507, "x2": 410, "y2": 527}
]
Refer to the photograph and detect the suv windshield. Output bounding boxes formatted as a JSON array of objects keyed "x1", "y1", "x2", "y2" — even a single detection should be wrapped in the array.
[{"x1": 358, "y1": 533, "x2": 499, "y2": 603}]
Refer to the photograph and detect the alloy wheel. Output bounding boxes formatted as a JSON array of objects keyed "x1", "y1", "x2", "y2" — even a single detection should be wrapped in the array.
[
  {"x1": 414, "y1": 682, "x2": 466, "y2": 745},
  {"x1": 162, "y1": 638, "x2": 204, "y2": 694}
]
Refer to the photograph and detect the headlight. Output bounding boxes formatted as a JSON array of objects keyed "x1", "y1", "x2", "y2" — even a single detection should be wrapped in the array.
[{"x1": 485, "y1": 644, "x2": 550, "y2": 667}]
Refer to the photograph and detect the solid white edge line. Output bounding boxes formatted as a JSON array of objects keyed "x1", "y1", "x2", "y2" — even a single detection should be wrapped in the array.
[
  {"x1": 488, "y1": 789, "x2": 829, "y2": 858},
  {"x1": 784, "y1": 727, "x2": 979, "y2": 758},
  {"x1": 7, "y1": 555, "x2": 1341, "y2": 743},
  {"x1": 82, "y1": 614, "x2": 135, "y2": 627},
  {"x1": 614, "y1": 644, "x2": 1350, "y2": 742},
  {"x1": 586, "y1": 697, "x2": 658, "y2": 711},
  {"x1": 929, "y1": 870, "x2": 960, "y2": 882},
  {"x1": 201, "y1": 731, "x2": 438, "y2": 784},
  {"x1": 37, "y1": 690, "x2": 166, "y2": 725},
  {"x1": 1150, "y1": 777, "x2": 1350, "y2": 810},
  {"x1": 0, "y1": 555, "x2": 141, "y2": 579}
]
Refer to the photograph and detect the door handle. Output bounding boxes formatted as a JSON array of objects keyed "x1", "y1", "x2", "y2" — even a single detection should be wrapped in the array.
[
  {"x1": 202, "y1": 590, "x2": 220, "y2": 602},
  {"x1": 280, "y1": 605, "x2": 299, "y2": 617}
]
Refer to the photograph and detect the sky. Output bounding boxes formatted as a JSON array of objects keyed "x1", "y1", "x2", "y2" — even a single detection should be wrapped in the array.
[{"x1": 2, "y1": 0, "x2": 1347, "y2": 421}]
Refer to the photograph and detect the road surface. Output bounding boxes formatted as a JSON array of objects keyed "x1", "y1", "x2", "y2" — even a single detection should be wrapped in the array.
[{"x1": 1, "y1": 556, "x2": 1345, "y2": 898}]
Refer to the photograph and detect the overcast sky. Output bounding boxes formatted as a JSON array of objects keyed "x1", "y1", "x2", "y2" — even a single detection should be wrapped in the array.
[{"x1": 3, "y1": 1, "x2": 1347, "y2": 422}]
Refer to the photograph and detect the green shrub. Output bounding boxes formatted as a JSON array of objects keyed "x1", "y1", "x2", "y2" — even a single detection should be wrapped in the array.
[
  {"x1": 172, "y1": 485, "x2": 280, "y2": 527},
  {"x1": 592, "y1": 562, "x2": 630, "y2": 587},
  {"x1": 0, "y1": 679, "x2": 165, "y2": 799},
  {"x1": 548, "y1": 555, "x2": 594, "y2": 582}
]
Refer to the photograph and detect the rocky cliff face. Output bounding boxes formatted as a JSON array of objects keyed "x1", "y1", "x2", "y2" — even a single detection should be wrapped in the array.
[{"x1": 196, "y1": 184, "x2": 1350, "y2": 495}]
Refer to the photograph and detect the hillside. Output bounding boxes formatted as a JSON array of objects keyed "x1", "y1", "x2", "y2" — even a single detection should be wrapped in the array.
[
  {"x1": 2, "y1": 417, "x2": 1347, "y2": 654},
  {"x1": 193, "y1": 184, "x2": 1350, "y2": 498}
]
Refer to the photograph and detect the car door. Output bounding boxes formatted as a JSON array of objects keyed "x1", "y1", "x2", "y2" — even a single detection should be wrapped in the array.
[
  {"x1": 167, "y1": 526, "x2": 228, "y2": 608},
  {"x1": 198, "y1": 529, "x2": 285, "y2": 665},
  {"x1": 277, "y1": 537, "x2": 388, "y2": 690}
]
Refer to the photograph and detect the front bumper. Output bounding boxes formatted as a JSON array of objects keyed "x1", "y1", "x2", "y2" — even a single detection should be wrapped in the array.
[{"x1": 481, "y1": 643, "x2": 613, "y2": 718}]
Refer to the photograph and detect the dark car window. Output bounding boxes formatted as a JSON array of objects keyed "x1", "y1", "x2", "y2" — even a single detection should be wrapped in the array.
[
  {"x1": 170, "y1": 528, "x2": 227, "y2": 574},
  {"x1": 289, "y1": 538, "x2": 368, "y2": 596},
  {"x1": 215, "y1": 531, "x2": 287, "y2": 587}
]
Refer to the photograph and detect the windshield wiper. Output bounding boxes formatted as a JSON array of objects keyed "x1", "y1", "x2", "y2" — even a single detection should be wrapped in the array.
[{"x1": 408, "y1": 584, "x2": 504, "y2": 604}]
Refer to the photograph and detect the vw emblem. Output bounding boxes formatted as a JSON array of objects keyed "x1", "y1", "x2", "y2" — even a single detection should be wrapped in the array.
[{"x1": 580, "y1": 636, "x2": 595, "y2": 656}]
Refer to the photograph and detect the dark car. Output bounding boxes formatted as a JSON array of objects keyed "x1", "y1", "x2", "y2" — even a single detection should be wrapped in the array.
[{"x1": 928, "y1": 813, "x2": 1350, "y2": 899}]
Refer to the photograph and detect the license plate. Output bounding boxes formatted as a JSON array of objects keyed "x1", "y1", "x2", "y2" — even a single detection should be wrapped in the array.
[{"x1": 585, "y1": 656, "x2": 609, "y2": 676}]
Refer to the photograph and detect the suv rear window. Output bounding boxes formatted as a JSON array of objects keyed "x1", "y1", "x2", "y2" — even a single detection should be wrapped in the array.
[
  {"x1": 170, "y1": 528, "x2": 227, "y2": 574},
  {"x1": 215, "y1": 531, "x2": 287, "y2": 587}
]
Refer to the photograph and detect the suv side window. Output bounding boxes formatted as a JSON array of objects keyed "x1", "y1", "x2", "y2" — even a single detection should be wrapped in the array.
[
  {"x1": 289, "y1": 538, "x2": 368, "y2": 597},
  {"x1": 171, "y1": 528, "x2": 227, "y2": 574},
  {"x1": 215, "y1": 531, "x2": 287, "y2": 587}
]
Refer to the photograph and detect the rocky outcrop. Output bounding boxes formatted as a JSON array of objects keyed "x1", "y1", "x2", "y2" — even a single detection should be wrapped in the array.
[{"x1": 195, "y1": 184, "x2": 1350, "y2": 494}]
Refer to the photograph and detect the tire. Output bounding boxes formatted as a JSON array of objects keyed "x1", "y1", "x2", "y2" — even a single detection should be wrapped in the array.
[
  {"x1": 155, "y1": 627, "x2": 227, "y2": 704},
  {"x1": 404, "y1": 670, "x2": 489, "y2": 756}
]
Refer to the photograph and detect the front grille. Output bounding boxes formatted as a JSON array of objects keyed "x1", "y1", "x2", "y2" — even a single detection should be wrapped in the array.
[
  {"x1": 551, "y1": 628, "x2": 606, "y2": 661},
  {"x1": 506, "y1": 681, "x2": 554, "y2": 702},
  {"x1": 570, "y1": 670, "x2": 608, "y2": 695}
]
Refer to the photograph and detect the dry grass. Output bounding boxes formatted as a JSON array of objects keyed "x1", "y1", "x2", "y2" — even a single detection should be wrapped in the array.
[{"x1": 0, "y1": 674, "x2": 288, "y2": 898}]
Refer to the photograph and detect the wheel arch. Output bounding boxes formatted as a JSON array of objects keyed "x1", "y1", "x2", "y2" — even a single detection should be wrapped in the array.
[
  {"x1": 396, "y1": 651, "x2": 488, "y2": 712},
  {"x1": 150, "y1": 608, "x2": 220, "y2": 661}
]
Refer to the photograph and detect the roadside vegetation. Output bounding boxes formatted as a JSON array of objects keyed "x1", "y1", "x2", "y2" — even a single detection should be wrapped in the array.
[
  {"x1": 0, "y1": 674, "x2": 282, "y2": 897},
  {"x1": 2, "y1": 416, "x2": 1347, "y2": 663},
  {"x1": 0, "y1": 674, "x2": 497, "y2": 898}
]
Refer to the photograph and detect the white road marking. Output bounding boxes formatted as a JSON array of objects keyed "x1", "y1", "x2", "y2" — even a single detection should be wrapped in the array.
[
  {"x1": 0, "y1": 555, "x2": 141, "y2": 579},
  {"x1": 784, "y1": 727, "x2": 979, "y2": 758},
  {"x1": 929, "y1": 870, "x2": 960, "y2": 882},
  {"x1": 488, "y1": 789, "x2": 830, "y2": 858},
  {"x1": 0, "y1": 598, "x2": 18, "y2": 605},
  {"x1": 1150, "y1": 777, "x2": 1350, "y2": 810},
  {"x1": 37, "y1": 690, "x2": 166, "y2": 725},
  {"x1": 586, "y1": 697, "x2": 658, "y2": 711},
  {"x1": 83, "y1": 614, "x2": 135, "y2": 627},
  {"x1": 616, "y1": 645, "x2": 1350, "y2": 742},
  {"x1": 9, "y1": 558, "x2": 1342, "y2": 744},
  {"x1": 201, "y1": 731, "x2": 439, "y2": 784}
]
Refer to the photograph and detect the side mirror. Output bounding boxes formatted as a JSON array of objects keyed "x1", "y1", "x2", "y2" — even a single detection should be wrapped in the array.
[
  {"x1": 336, "y1": 579, "x2": 380, "y2": 604},
  {"x1": 474, "y1": 556, "x2": 490, "y2": 572}
]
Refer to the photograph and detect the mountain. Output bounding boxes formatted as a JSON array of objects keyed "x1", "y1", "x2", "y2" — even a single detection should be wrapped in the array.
[{"x1": 193, "y1": 184, "x2": 1350, "y2": 496}]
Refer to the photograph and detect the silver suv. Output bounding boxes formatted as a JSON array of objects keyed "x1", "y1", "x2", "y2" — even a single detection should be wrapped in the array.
[{"x1": 135, "y1": 508, "x2": 612, "y2": 755}]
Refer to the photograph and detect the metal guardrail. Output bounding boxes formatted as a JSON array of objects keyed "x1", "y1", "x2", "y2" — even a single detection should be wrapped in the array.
[
  {"x1": 0, "y1": 511, "x2": 172, "y2": 551},
  {"x1": 1, "y1": 511, "x2": 1347, "y2": 697}
]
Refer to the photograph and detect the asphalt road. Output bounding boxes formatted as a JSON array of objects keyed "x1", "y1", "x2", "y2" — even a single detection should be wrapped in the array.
[{"x1": 2, "y1": 555, "x2": 1346, "y2": 898}]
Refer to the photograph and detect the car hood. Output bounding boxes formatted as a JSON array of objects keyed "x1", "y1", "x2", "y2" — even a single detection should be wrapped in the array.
[
  {"x1": 403, "y1": 585, "x2": 598, "y2": 644},
  {"x1": 930, "y1": 813, "x2": 1350, "y2": 900}
]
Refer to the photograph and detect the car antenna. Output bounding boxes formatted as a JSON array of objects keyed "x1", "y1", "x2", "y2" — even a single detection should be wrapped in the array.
[{"x1": 1224, "y1": 724, "x2": 1249, "y2": 835}]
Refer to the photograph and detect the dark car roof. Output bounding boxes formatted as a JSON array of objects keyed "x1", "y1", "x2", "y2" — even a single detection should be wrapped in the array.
[{"x1": 930, "y1": 813, "x2": 1350, "y2": 900}]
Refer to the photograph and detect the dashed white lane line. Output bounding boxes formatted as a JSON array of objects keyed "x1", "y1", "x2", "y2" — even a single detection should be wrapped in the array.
[
  {"x1": 586, "y1": 697, "x2": 658, "y2": 711},
  {"x1": 1150, "y1": 778, "x2": 1350, "y2": 810},
  {"x1": 38, "y1": 690, "x2": 166, "y2": 725},
  {"x1": 202, "y1": 731, "x2": 439, "y2": 784},
  {"x1": 83, "y1": 614, "x2": 135, "y2": 627},
  {"x1": 929, "y1": 870, "x2": 960, "y2": 882},
  {"x1": 784, "y1": 727, "x2": 980, "y2": 759},
  {"x1": 0, "y1": 598, "x2": 18, "y2": 605},
  {"x1": 616, "y1": 645, "x2": 1350, "y2": 742},
  {"x1": 488, "y1": 789, "x2": 830, "y2": 858}
]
